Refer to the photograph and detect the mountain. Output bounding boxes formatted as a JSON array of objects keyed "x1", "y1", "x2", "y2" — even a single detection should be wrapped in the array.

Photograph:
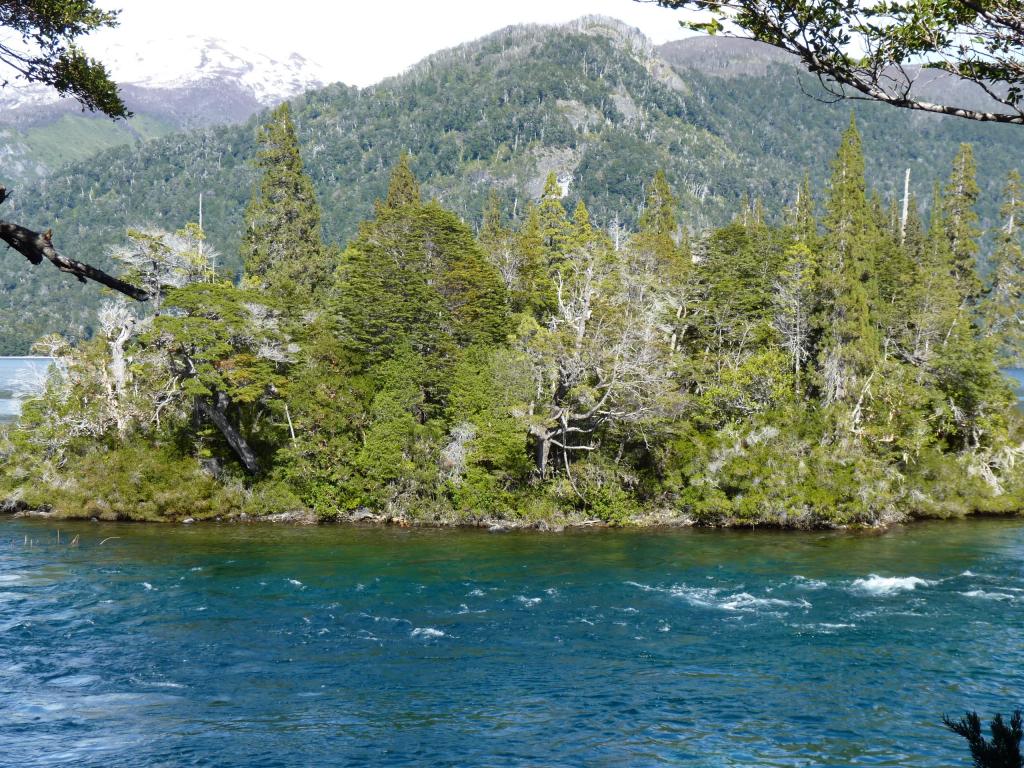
[
  {"x1": 3, "y1": 16, "x2": 1024, "y2": 353},
  {"x1": 0, "y1": 36, "x2": 327, "y2": 184}
]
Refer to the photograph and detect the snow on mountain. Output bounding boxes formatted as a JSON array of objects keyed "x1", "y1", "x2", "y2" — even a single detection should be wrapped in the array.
[
  {"x1": 0, "y1": 36, "x2": 328, "y2": 113},
  {"x1": 101, "y1": 35, "x2": 329, "y2": 105}
]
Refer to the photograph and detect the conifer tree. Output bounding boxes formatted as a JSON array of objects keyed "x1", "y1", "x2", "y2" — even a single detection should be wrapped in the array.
[
  {"x1": 943, "y1": 143, "x2": 983, "y2": 301},
  {"x1": 815, "y1": 114, "x2": 880, "y2": 406},
  {"x1": 980, "y1": 170, "x2": 1024, "y2": 365},
  {"x1": 240, "y1": 103, "x2": 332, "y2": 306},
  {"x1": 514, "y1": 203, "x2": 557, "y2": 318},
  {"x1": 537, "y1": 172, "x2": 571, "y2": 259},
  {"x1": 479, "y1": 190, "x2": 521, "y2": 308},
  {"x1": 635, "y1": 169, "x2": 687, "y2": 270},
  {"x1": 336, "y1": 158, "x2": 508, "y2": 371},
  {"x1": 570, "y1": 200, "x2": 593, "y2": 248},
  {"x1": 380, "y1": 151, "x2": 421, "y2": 211},
  {"x1": 910, "y1": 187, "x2": 962, "y2": 367},
  {"x1": 787, "y1": 174, "x2": 817, "y2": 245}
]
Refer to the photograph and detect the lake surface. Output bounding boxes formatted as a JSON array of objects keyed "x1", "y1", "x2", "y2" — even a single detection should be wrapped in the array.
[
  {"x1": 0, "y1": 518, "x2": 1022, "y2": 767},
  {"x1": 0, "y1": 357, "x2": 51, "y2": 422}
]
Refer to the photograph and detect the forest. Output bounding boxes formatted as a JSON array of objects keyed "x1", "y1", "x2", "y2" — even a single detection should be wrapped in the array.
[
  {"x1": 3, "y1": 102, "x2": 1023, "y2": 528},
  {"x1": 6, "y1": 20, "x2": 1024, "y2": 357}
]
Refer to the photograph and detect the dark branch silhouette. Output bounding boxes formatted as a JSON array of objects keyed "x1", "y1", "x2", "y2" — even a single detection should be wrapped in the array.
[
  {"x1": 0, "y1": 186, "x2": 148, "y2": 301},
  {"x1": 944, "y1": 710, "x2": 1024, "y2": 768}
]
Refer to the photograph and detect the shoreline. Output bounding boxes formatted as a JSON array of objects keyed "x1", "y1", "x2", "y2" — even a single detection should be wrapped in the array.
[{"x1": 3, "y1": 498, "x2": 1020, "y2": 533}]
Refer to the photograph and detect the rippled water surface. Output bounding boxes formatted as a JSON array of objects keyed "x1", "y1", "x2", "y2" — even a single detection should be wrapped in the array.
[{"x1": 1, "y1": 518, "x2": 1022, "y2": 767}]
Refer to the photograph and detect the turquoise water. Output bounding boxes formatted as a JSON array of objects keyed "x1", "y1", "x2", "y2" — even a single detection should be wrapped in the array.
[
  {"x1": 0, "y1": 518, "x2": 1022, "y2": 766},
  {"x1": 0, "y1": 357, "x2": 51, "y2": 421}
]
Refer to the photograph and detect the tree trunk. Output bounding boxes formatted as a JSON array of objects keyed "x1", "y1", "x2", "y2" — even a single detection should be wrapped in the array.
[
  {"x1": 530, "y1": 425, "x2": 551, "y2": 476},
  {"x1": 197, "y1": 392, "x2": 260, "y2": 474}
]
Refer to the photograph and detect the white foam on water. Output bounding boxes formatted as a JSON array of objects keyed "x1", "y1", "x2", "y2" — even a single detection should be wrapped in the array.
[
  {"x1": 792, "y1": 575, "x2": 828, "y2": 590},
  {"x1": 851, "y1": 575, "x2": 934, "y2": 595},
  {"x1": 545, "y1": 588, "x2": 559, "y2": 597},
  {"x1": 960, "y1": 590, "x2": 1019, "y2": 602},
  {"x1": 288, "y1": 579, "x2": 303, "y2": 587},
  {"x1": 516, "y1": 596, "x2": 542, "y2": 607},
  {"x1": 141, "y1": 582, "x2": 153, "y2": 591},
  {"x1": 961, "y1": 570, "x2": 977, "y2": 577},
  {"x1": 628, "y1": 581, "x2": 810, "y2": 612},
  {"x1": 467, "y1": 588, "x2": 485, "y2": 597},
  {"x1": 718, "y1": 593, "x2": 811, "y2": 611},
  {"x1": 657, "y1": 622, "x2": 671, "y2": 632},
  {"x1": 190, "y1": 567, "x2": 203, "y2": 572},
  {"x1": 411, "y1": 627, "x2": 445, "y2": 639}
]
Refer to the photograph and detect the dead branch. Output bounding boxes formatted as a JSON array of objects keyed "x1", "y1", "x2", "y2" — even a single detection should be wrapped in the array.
[{"x1": 0, "y1": 186, "x2": 149, "y2": 301}]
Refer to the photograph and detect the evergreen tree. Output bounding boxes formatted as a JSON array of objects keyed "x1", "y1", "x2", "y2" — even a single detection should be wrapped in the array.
[
  {"x1": 634, "y1": 169, "x2": 688, "y2": 272},
  {"x1": 943, "y1": 143, "x2": 983, "y2": 301},
  {"x1": 537, "y1": 172, "x2": 571, "y2": 259},
  {"x1": 815, "y1": 114, "x2": 880, "y2": 406},
  {"x1": 380, "y1": 151, "x2": 422, "y2": 211},
  {"x1": 240, "y1": 103, "x2": 333, "y2": 305},
  {"x1": 335, "y1": 159, "x2": 508, "y2": 372},
  {"x1": 514, "y1": 203, "x2": 557, "y2": 318},
  {"x1": 980, "y1": 170, "x2": 1024, "y2": 365}
]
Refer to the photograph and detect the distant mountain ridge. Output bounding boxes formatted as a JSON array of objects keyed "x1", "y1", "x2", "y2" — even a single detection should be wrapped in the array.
[
  {"x1": 0, "y1": 36, "x2": 327, "y2": 183},
  {"x1": 3, "y1": 16, "x2": 1024, "y2": 353}
]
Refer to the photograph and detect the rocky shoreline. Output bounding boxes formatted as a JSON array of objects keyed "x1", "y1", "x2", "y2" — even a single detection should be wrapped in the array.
[{"x1": 6, "y1": 496, "x2": 1018, "y2": 532}]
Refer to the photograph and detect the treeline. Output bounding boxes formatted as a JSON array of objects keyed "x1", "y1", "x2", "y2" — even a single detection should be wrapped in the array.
[{"x1": 3, "y1": 105, "x2": 1024, "y2": 526}]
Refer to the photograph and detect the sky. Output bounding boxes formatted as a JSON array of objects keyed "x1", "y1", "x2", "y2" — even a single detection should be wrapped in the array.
[{"x1": 88, "y1": 0, "x2": 695, "y2": 87}]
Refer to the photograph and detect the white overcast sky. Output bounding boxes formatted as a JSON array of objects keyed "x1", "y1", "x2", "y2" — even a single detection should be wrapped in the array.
[{"x1": 88, "y1": 1, "x2": 693, "y2": 87}]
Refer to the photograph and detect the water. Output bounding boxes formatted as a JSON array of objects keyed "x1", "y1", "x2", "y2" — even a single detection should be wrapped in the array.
[
  {"x1": 0, "y1": 357, "x2": 51, "y2": 422},
  {"x1": 1, "y1": 519, "x2": 1022, "y2": 766},
  {"x1": 1005, "y1": 367, "x2": 1024, "y2": 403}
]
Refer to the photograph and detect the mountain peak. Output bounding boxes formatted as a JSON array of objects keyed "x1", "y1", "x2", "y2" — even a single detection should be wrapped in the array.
[{"x1": 0, "y1": 36, "x2": 328, "y2": 113}]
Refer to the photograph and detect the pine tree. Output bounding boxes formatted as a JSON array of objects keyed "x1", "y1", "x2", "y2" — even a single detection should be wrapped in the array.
[
  {"x1": 335, "y1": 160, "x2": 508, "y2": 373},
  {"x1": 634, "y1": 169, "x2": 687, "y2": 270},
  {"x1": 537, "y1": 172, "x2": 571, "y2": 259},
  {"x1": 815, "y1": 114, "x2": 881, "y2": 406},
  {"x1": 514, "y1": 203, "x2": 557, "y2": 318},
  {"x1": 380, "y1": 151, "x2": 421, "y2": 211},
  {"x1": 240, "y1": 102, "x2": 333, "y2": 306},
  {"x1": 787, "y1": 174, "x2": 817, "y2": 245},
  {"x1": 570, "y1": 200, "x2": 593, "y2": 248},
  {"x1": 943, "y1": 143, "x2": 983, "y2": 301},
  {"x1": 980, "y1": 170, "x2": 1024, "y2": 365},
  {"x1": 910, "y1": 187, "x2": 962, "y2": 367}
]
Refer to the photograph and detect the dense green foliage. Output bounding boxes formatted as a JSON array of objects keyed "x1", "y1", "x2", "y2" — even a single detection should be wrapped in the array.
[
  {"x1": 3, "y1": 107, "x2": 1023, "y2": 527},
  {"x1": 655, "y1": 0, "x2": 1024, "y2": 124},
  {"x1": 0, "y1": 0, "x2": 127, "y2": 117},
  {"x1": 6, "y1": 20, "x2": 1024, "y2": 352}
]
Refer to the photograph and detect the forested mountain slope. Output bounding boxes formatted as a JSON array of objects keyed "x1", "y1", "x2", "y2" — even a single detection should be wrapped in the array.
[
  {"x1": 3, "y1": 16, "x2": 1023, "y2": 353},
  {"x1": 0, "y1": 37, "x2": 326, "y2": 186}
]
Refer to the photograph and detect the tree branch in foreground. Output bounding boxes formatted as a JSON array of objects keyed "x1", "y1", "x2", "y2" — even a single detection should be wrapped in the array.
[{"x1": 0, "y1": 187, "x2": 148, "y2": 301}]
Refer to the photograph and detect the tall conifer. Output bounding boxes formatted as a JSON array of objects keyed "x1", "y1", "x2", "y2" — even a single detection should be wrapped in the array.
[
  {"x1": 240, "y1": 103, "x2": 332, "y2": 306},
  {"x1": 980, "y1": 170, "x2": 1024, "y2": 365},
  {"x1": 943, "y1": 143, "x2": 982, "y2": 301},
  {"x1": 815, "y1": 114, "x2": 880, "y2": 405}
]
